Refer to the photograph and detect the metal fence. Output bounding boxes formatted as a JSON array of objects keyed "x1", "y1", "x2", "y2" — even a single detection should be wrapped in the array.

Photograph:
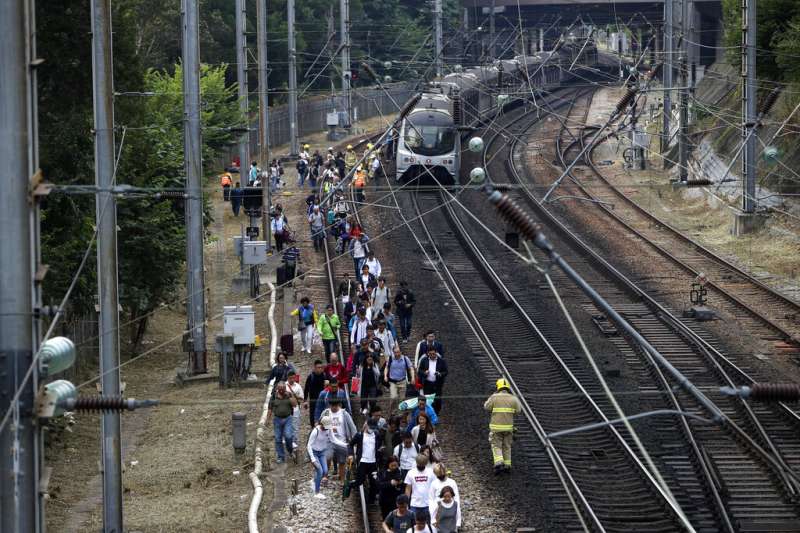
[{"x1": 250, "y1": 83, "x2": 414, "y2": 155}]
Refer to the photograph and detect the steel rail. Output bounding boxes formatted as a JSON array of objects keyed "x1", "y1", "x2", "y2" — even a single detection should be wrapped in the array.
[
  {"x1": 510, "y1": 105, "x2": 800, "y2": 499},
  {"x1": 408, "y1": 189, "x2": 599, "y2": 532},
  {"x1": 550, "y1": 95, "x2": 736, "y2": 531},
  {"x1": 562, "y1": 125, "x2": 800, "y2": 496}
]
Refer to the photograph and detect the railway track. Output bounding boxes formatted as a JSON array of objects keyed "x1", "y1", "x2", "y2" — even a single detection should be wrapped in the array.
[
  {"x1": 380, "y1": 90, "x2": 692, "y2": 531},
  {"x1": 320, "y1": 82, "x2": 800, "y2": 531},
  {"x1": 495, "y1": 89, "x2": 800, "y2": 530},
  {"x1": 556, "y1": 107, "x2": 800, "y2": 351},
  {"x1": 317, "y1": 135, "x2": 376, "y2": 532}
]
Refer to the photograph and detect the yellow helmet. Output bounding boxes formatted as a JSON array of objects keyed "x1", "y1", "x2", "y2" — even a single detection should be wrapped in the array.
[
  {"x1": 367, "y1": 143, "x2": 374, "y2": 149},
  {"x1": 303, "y1": 144, "x2": 310, "y2": 149},
  {"x1": 496, "y1": 378, "x2": 511, "y2": 391},
  {"x1": 346, "y1": 144, "x2": 353, "y2": 150}
]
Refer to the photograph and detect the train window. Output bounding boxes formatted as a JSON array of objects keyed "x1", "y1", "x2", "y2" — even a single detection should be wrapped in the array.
[{"x1": 404, "y1": 125, "x2": 455, "y2": 156}]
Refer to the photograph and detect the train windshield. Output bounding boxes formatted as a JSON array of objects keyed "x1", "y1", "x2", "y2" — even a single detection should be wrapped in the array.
[{"x1": 403, "y1": 125, "x2": 456, "y2": 156}]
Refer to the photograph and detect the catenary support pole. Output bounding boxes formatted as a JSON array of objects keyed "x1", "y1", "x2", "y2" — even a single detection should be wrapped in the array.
[
  {"x1": 489, "y1": 0, "x2": 496, "y2": 58},
  {"x1": 182, "y1": 0, "x2": 208, "y2": 374},
  {"x1": 235, "y1": 0, "x2": 250, "y2": 173},
  {"x1": 741, "y1": 0, "x2": 757, "y2": 213},
  {"x1": 256, "y1": 0, "x2": 271, "y2": 249},
  {"x1": 0, "y1": 1, "x2": 40, "y2": 531},
  {"x1": 678, "y1": 0, "x2": 689, "y2": 181},
  {"x1": 662, "y1": 0, "x2": 673, "y2": 156},
  {"x1": 340, "y1": 0, "x2": 352, "y2": 128},
  {"x1": 434, "y1": 0, "x2": 444, "y2": 77},
  {"x1": 90, "y1": 0, "x2": 124, "y2": 530},
  {"x1": 287, "y1": 0, "x2": 299, "y2": 155}
]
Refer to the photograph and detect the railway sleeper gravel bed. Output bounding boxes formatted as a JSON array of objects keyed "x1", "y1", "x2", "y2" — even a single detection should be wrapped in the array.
[{"x1": 481, "y1": 93, "x2": 800, "y2": 529}]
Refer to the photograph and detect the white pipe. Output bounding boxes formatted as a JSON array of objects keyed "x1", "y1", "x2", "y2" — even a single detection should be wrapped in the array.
[{"x1": 248, "y1": 281, "x2": 279, "y2": 533}]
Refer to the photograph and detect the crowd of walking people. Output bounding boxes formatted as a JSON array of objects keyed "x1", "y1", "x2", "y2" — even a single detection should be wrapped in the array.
[{"x1": 222, "y1": 139, "x2": 520, "y2": 532}]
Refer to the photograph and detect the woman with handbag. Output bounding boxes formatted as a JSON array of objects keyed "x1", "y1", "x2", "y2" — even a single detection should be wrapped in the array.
[
  {"x1": 271, "y1": 211, "x2": 289, "y2": 252},
  {"x1": 411, "y1": 412, "x2": 442, "y2": 464}
]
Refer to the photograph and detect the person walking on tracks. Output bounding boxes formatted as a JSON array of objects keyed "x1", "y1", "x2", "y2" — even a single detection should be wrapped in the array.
[
  {"x1": 316, "y1": 304, "x2": 341, "y2": 362},
  {"x1": 394, "y1": 281, "x2": 416, "y2": 344},
  {"x1": 484, "y1": 378, "x2": 521, "y2": 474}
]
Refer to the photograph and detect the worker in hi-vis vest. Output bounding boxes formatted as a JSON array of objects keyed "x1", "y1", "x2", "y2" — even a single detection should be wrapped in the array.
[{"x1": 484, "y1": 378, "x2": 521, "y2": 474}]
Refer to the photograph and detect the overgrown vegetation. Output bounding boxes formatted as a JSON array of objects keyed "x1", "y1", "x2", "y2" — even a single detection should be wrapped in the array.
[{"x1": 721, "y1": 0, "x2": 800, "y2": 82}]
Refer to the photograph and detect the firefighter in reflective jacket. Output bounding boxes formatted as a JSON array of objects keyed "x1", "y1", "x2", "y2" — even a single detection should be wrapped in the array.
[
  {"x1": 344, "y1": 145, "x2": 358, "y2": 170},
  {"x1": 484, "y1": 378, "x2": 521, "y2": 474}
]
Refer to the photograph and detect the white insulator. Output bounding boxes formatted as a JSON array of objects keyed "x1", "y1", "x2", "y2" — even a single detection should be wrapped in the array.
[
  {"x1": 469, "y1": 167, "x2": 486, "y2": 183},
  {"x1": 468, "y1": 137, "x2": 485, "y2": 153}
]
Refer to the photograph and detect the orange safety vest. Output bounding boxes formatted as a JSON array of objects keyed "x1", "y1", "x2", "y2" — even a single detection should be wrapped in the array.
[{"x1": 354, "y1": 173, "x2": 366, "y2": 188}]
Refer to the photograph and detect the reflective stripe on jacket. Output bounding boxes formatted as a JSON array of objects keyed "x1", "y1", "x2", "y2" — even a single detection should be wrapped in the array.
[{"x1": 483, "y1": 391, "x2": 521, "y2": 432}]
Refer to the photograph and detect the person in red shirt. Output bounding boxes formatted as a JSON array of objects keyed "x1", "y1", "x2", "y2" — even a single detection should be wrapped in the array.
[{"x1": 325, "y1": 351, "x2": 349, "y2": 384}]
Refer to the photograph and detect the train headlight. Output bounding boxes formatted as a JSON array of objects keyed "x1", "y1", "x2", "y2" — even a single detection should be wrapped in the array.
[
  {"x1": 469, "y1": 167, "x2": 486, "y2": 183},
  {"x1": 468, "y1": 137, "x2": 484, "y2": 153}
]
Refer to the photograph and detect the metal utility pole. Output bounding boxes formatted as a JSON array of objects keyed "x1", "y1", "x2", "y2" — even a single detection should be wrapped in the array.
[
  {"x1": 662, "y1": 0, "x2": 673, "y2": 156},
  {"x1": 287, "y1": 0, "x2": 299, "y2": 155},
  {"x1": 678, "y1": 0, "x2": 689, "y2": 181},
  {"x1": 741, "y1": 0, "x2": 757, "y2": 213},
  {"x1": 182, "y1": 0, "x2": 208, "y2": 374},
  {"x1": 434, "y1": 0, "x2": 444, "y2": 77},
  {"x1": 91, "y1": 0, "x2": 124, "y2": 530},
  {"x1": 235, "y1": 0, "x2": 249, "y2": 173},
  {"x1": 256, "y1": 0, "x2": 271, "y2": 248},
  {"x1": 340, "y1": 0, "x2": 352, "y2": 128},
  {"x1": 489, "y1": 0, "x2": 496, "y2": 58},
  {"x1": 1, "y1": 1, "x2": 40, "y2": 531}
]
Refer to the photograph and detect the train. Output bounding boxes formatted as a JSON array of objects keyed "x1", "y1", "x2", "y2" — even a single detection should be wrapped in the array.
[{"x1": 387, "y1": 38, "x2": 598, "y2": 182}]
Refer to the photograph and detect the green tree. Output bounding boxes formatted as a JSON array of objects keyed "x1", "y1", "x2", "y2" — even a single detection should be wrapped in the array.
[
  {"x1": 114, "y1": 63, "x2": 242, "y2": 349},
  {"x1": 721, "y1": 0, "x2": 800, "y2": 80}
]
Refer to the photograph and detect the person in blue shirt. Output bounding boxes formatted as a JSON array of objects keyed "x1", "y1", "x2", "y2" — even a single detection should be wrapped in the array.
[
  {"x1": 406, "y1": 392, "x2": 438, "y2": 433},
  {"x1": 314, "y1": 378, "x2": 351, "y2": 421},
  {"x1": 248, "y1": 161, "x2": 258, "y2": 185}
]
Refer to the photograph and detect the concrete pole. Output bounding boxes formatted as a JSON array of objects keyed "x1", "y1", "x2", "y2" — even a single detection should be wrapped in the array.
[
  {"x1": 182, "y1": 0, "x2": 207, "y2": 374},
  {"x1": 0, "y1": 2, "x2": 39, "y2": 531},
  {"x1": 434, "y1": 0, "x2": 443, "y2": 77},
  {"x1": 90, "y1": 0, "x2": 124, "y2": 529},
  {"x1": 539, "y1": 27, "x2": 544, "y2": 52},
  {"x1": 663, "y1": 0, "x2": 673, "y2": 156},
  {"x1": 256, "y1": 0, "x2": 271, "y2": 248},
  {"x1": 235, "y1": 0, "x2": 249, "y2": 174},
  {"x1": 287, "y1": 0, "x2": 299, "y2": 155},
  {"x1": 741, "y1": 0, "x2": 757, "y2": 212}
]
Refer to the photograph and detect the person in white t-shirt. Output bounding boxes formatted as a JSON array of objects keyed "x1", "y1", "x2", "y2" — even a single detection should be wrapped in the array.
[
  {"x1": 286, "y1": 370, "x2": 304, "y2": 455},
  {"x1": 404, "y1": 454, "x2": 435, "y2": 518}
]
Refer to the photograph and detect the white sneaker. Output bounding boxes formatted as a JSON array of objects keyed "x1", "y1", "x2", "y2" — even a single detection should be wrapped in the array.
[{"x1": 314, "y1": 493, "x2": 327, "y2": 499}]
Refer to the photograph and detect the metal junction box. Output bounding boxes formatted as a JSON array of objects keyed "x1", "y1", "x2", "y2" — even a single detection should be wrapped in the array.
[
  {"x1": 223, "y1": 305, "x2": 255, "y2": 345},
  {"x1": 243, "y1": 241, "x2": 267, "y2": 265}
]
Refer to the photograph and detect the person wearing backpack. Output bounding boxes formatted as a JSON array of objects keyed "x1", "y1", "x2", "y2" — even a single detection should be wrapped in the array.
[
  {"x1": 385, "y1": 345, "x2": 415, "y2": 412},
  {"x1": 393, "y1": 431, "x2": 420, "y2": 482},
  {"x1": 291, "y1": 297, "x2": 318, "y2": 355}
]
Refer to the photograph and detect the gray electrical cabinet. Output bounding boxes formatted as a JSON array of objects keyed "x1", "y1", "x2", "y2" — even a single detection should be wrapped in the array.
[{"x1": 223, "y1": 305, "x2": 256, "y2": 345}]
